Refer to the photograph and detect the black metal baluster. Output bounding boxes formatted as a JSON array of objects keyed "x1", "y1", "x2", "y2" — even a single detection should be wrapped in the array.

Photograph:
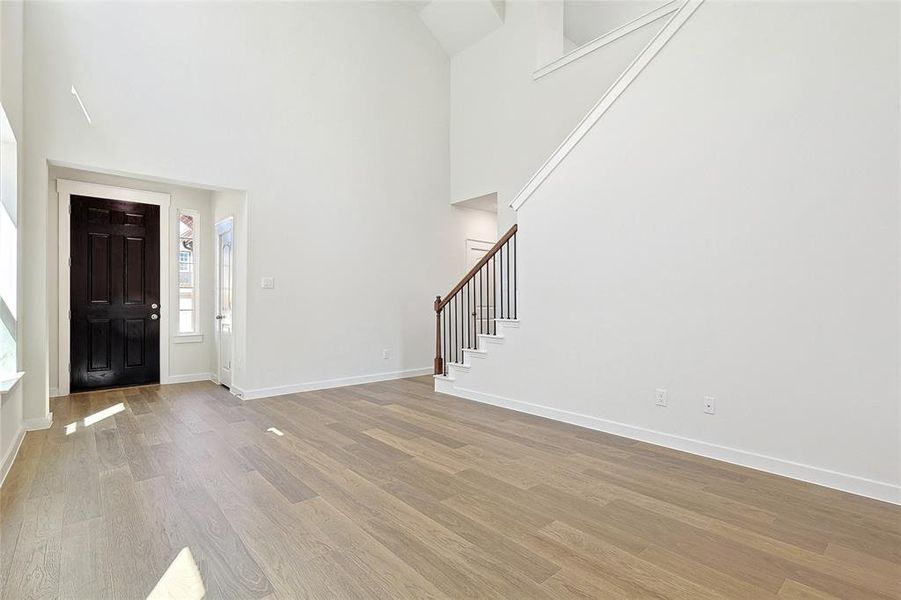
[
  {"x1": 492, "y1": 255, "x2": 496, "y2": 333},
  {"x1": 506, "y1": 240, "x2": 510, "y2": 319},
  {"x1": 479, "y1": 263, "x2": 491, "y2": 333},
  {"x1": 498, "y1": 246, "x2": 504, "y2": 319},
  {"x1": 474, "y1": 274, "x2": 478, "y2": 344},
  {"x1": 464, "y1": 283, "x2": 468, "y2": 350},
  {"x1": 459, "y1": 291, "x2": 462, "y2": 358},
  {"x1": 455, "y1": 293, "x2": 459, "y2": 363},
  {"x1": 472, "y1": 278, "x2": 476, "y2": 347},
  {"x1": 463, "y1": 284, "x2": 466, "y2": 351},
  {"x1": 513, "y1": 233, "x2": 517, "y2": 319}
]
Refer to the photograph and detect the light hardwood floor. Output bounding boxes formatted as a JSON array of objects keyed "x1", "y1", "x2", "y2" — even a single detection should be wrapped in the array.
[{"x1": 1, "y1": 376, "x2": 898, "y2": 599}]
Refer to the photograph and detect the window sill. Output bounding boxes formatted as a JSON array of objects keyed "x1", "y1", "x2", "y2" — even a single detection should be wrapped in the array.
[
  {"x1": 0, "y1": 371, "x2": 25, "y2": 396},
  {"x1": 173, "y1": 334, "x2": 203, "y2": 344}
]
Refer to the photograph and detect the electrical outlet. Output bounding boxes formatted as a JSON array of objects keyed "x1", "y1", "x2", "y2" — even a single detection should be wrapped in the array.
[
  {"x1": 655, "y1": 388, "x2": 667, "y2": 407},
  {"x1": 704, "y1": 396, "x2": 716, "y2": 414},
  {"x1": 382, "y1": 349, "x2": 389, "y2": 360}
]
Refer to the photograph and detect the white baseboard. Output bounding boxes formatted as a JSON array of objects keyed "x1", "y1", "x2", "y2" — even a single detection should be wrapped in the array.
[
  {"x1": 166, "y1": 373, "x2": 215, "y2": 385},
  {"x1": 50, "y1": 387, "x2": 62, "y2": 398},
  {"x1": 240, "y1": 367, "x2": 433, "y2": 401},
  {"x1": 0, "y1": 426, "x2": 26, "y2": 487},
  {"x1": 24, "y1": 413, "x2": 53, "y2": 432},
  {"x1": 448, "y1": 385, "x2": 901, "y2": 506}
]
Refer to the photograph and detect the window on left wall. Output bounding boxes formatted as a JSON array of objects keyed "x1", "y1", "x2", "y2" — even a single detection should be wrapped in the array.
[
  {"x1": 0, "y1": 103, "x2": 18, "y2": 380},
  {"x1": 177, "y1": 209, "x2": 200, "y2": 337}
]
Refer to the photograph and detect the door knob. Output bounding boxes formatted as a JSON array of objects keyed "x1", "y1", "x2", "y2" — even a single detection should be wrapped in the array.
[
  {"x1": 150, "y1": 314, "x2": 159, "y2": 320},
  {"x1": 151, "y1": 303, "x2": 159, "y2": 309}
]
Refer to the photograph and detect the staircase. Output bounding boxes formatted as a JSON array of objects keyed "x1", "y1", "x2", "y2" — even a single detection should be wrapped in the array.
[{"x1": 433, "y1": 224, "x2": 517, "y2": 393}]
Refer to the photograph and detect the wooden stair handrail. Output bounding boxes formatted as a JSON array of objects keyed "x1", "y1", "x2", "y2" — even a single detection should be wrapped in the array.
[{"x1": 435, "y1": 224, "x2": 517, "y2": 313}]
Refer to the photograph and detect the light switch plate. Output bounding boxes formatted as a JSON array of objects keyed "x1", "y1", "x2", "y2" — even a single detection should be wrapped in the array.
[{"x1": 261, "y1": 277, "x2": 275, "y2": 289}]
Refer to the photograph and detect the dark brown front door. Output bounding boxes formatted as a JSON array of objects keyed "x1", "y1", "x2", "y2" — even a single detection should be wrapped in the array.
[{"x1": 70, "y1": 195, "x2": 160, "y2": 392}]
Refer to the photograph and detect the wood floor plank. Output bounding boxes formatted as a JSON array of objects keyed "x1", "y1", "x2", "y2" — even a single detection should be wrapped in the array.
[
  {"x1": 0, "y1": 378, "x2": 897, "y2": 599},
  {"x1": 383, "y1": 479, "x2": 560, "y2": 583},
  {"x1": 98, "y1": 466, "x2": 164, "y2": 599},
  {"x1": 59, "y1": 518, "x2": 108, "y2": 600},
  {"x1": 171, "y1": 483, "x2": 275, "y2": 599},
  {"x1": 1, "y1": 532, "x2": 62, "y2": 600},
  {"x1": 61, "y1": 426, "x2": 101, "y2": 527},
  {"x1": 237, "y1": 444, "x2": 318, "y2": 503},
  {"x1": 534, "y1": 519, "x2": 725, "y2": 600}
]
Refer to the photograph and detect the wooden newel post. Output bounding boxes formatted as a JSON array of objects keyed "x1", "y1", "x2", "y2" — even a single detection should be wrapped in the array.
[{"x1": 434, "y1": 296, "x2": 443, "y2": 375}]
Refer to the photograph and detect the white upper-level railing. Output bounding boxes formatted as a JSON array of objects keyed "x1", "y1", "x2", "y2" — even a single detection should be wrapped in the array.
[{"x1": 513, "y1": 0, "x2": 704, "y2": 212}]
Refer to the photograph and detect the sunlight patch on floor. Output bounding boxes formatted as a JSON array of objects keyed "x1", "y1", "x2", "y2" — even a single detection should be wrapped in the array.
[
  {"x1": 146, "y1": 547, "x2": 204, "y2": 600},
  {"x1": 83, "y1": 402, "x2": 125, "y2": 427},
  {"x1": 66, "y1": 402, "x2": 127, "y2": 434}
]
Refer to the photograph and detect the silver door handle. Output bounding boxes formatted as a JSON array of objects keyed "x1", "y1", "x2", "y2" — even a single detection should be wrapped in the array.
[
  {"x1": 150, "y1": 314, "x2": 159, "y2": 320},
  {"x1": 151, "y1": 303, "x2": 159, "y2": 309}
]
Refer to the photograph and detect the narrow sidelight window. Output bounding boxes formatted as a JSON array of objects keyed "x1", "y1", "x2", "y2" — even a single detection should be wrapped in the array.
[{"x1": 177, "y1": 209, "x2": 199, "y2": 335}]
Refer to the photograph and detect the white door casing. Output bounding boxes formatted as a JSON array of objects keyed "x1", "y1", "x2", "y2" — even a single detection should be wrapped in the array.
[{"x1": 56, "y1": 179, "x2": 171, "y2": 397}]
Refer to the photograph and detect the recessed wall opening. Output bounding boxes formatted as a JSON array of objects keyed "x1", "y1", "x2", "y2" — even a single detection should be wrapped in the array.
[
  {"x1": 49, "y1": 163, "x2": 247, "y2": 397},
  {"x1": 452, "y1": 192, "x2": 499, "y2": 272}
]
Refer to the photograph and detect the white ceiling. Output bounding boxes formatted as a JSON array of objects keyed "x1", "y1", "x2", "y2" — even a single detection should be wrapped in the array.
[
  {"x1": 564, "y1": 0, "x2": 668, "y2": 47},
  {"x1": 453, "y1": 192, "x2": 497, "y2": 213},
  {"x1": 416, "y1": 0, "x2": 505, "y2": 56}
]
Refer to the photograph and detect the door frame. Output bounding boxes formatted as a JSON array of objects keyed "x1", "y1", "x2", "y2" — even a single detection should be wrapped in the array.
[
  {"x1": 213, "y1": 217, "x2": 235, "y2": 387},
  {"x1": 57, "y1": 179, "x2": 171, "y2": 396}
]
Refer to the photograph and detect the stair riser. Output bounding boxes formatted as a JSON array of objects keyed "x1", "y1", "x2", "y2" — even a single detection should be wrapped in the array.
[{"x1": 435, "y1": 320, "x2": 520, "y2": 394}]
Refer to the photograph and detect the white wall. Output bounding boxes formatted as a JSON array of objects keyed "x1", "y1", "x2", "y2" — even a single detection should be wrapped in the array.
[
  {"x1": 450, "y1": 0, "x2": 663, "y2": 232},
  {"x1": 22, "y1": 1, "x2": 477, "y2": 410},
  {"x1": 46, "y1": 166, "x2": 217, "y2": 392},
  {"x1": 0, "y1": 0, "x2": 23, "y2": 133},
  {"x1": 452, "y1": 1, "x2": 901, "y2": 502}
]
